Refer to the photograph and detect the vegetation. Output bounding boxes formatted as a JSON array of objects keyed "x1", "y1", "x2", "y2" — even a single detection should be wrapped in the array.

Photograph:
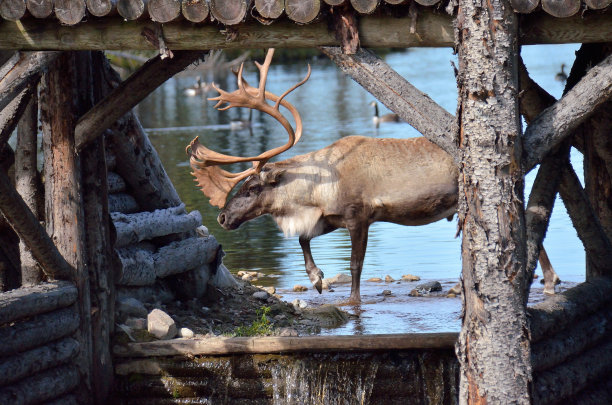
[{"x1": 233, "y1": 306, "x2": 273, "y2": 337}]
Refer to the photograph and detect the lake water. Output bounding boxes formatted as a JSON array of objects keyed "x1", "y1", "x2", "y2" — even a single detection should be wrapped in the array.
[{"x1": 137, "y1": 45, "x2": 583, "y2": 334}]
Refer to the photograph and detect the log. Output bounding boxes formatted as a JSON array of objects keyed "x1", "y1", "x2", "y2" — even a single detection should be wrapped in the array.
[
  {"x1": 54, "y1": 0, "x2": 87, "y2": 25},
  {"x1": 0, "y1": 51, "x2": 60, "y2": 114},
  {"x1": 0, "y1": 0, "x2": 26, "y2": 21},
  {"x1": 531, "y1": 306, "x2": 612, "y2": 372},
  {"x1": 528, "y1": 277, "x2": 612, "y2": 341},
  {"x1": 0, "y1": 246, "x2": 19, "y2": 292},
  {"x1": 523, "y1": 53, "x2": 612, "y2": 171},
  {"x1": 86, "y1": 0, "x2": 117, "y2": 16},
  {"x1": 107, "y1": 171, "x2": 126, "y2": 193},
  {"x1": 114, "y1": 333, "x2": 459, "y2": 357},
  {"x1": 26, "y1": 0, "x2": 54, "y2": 18},
  {"x1": 0, "y1": 337, "x2": 79, "y2": 387},
  {"x1": 413, "y1": 0, "x2": 440, "y2": 5},
  {"x1": 0, "y1": 168, "x2": 73, "y2": 280},
  {"x1": 585, "y1": 0, "x2": 612, "y2": 8},
  {"x1": 0, "y1": 305, "x2": 79, "y2": 356},
  {"x1": 154, "y1": 236, "x2": 218, "y2": 278},
  {"x1": 254, "y1": 0, "x2": 283, "y2": 19},
  {"x1": 285, "y1": 0, "x2": 320, "y2": 24},
  {"x1": 116, "y1": 244, "x2": 156, "y2": 286},
  {"x1": 181, "y1": 0, "x2": 209, "y2": 22},
  {"x1": 320, "y1": 46, "x2": 458, "y2": 160},
  {"x1": 509, "y1": 0, "x2": 538, "y2": 13},
  {"x1": 148, "y1": 0, "x2": 180, "y2": 22},
  {"x1": 330, "y1": 4, "x2": 359, "y2": 54},
  {"x1": 532, "y1": 339, "x2": 612, "y2": 405},
  {"x1": 117, "y1": 0, "x2": 146, "y2": 20},
  {"x1": 111, "y1": 204, "x2": 201, "y2": 248},
  {"x1": 385, "y1": 0, "x2": 406, "y2": 4},
  {"x1": 0, "y1": 280, "x2": 77, "y2": 325},
  {"x1": 0, "y1": 85, "x2": 34, "y2": 155},
  {"x1": 45, "y1": 395, "x2": 79, "y2": 405},
  {"x1": 109, "y1": 192, "x2": 139, "y2": 213},
  {"x1": 350, "y1": 0, "x2": 378, "y2": 14},
  {"x1": 0, "y1": 365, "x2": 79, "y2": 405},
  {"x1": 209, "y1": 0, "x2": 251, "y2": 25},
  {"x1": 75, "y1": 50, "x2": 205, "y2": 151},
  {"x1": 541, "y1": 0, "x2": 580, "y2": 18}
]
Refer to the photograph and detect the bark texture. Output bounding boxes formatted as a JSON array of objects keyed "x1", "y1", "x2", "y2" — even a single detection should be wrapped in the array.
[{"x1": 455, "y1": 3, "x2": 531, "y2": 403}]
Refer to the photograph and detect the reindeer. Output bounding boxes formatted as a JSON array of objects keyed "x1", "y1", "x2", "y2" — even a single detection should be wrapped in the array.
[{"x1": 187, "y1": 49, "x2": 559, "y2": 303}]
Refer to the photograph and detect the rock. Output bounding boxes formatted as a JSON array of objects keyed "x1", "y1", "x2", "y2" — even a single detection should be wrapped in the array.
[
  {"x1": 117, "y1": 297, "x2": 148, "y2": 320},
  {"x1": 447, "y1": 293, "x2": 457, "y2": 298},
  {"x1": 385, "y1": 275, "x2": 395, "y2": 282},
  {"x1": 382, "y1": 290, "x2": 392, "y2": 296},
  {"x1": 252, "y1": 291, "x2": 269, "y2": 300},
  {"x1": 292, "y1": 299, "x2": 308, "y2": 309},
  {"x1": 368, "y1": 277, "x2": 382, "y2": 282},
  {"x1": 147, "y1": 309, "x2": 177, "y2": 340},
  {"x1": 256, "y1": 272, "x2": 266, "y2": 278},
  {"x1": 412, "y1": 281, "x2": 442, "y2": 295},
  {"x1": 195, "y1": 225, "x2": 209, "y2": 237},
  {"x1": 125, "y1": 317, "x2": 147, "y2": 330},
  {"x1": 409, "y1": 289, "x2": 421, "y2": 297},
  {"x1": 448, "y1": 282, "x2": 462, "y2": 295},
  {"x1": 278, "y1": 328, "x2": 299, "y2": 337},
  {"x1": 322, "y1": 273, "x2": 352, "y2": 289},
  {"x1": 293, "y1": 285, "x2": 308, "y2": 292},
  {"x1": 261, "y1": 286, "x2": 276, "y2": 295},
  {"x1": 237, "y1": 271, "x2": 246, "y2": 277},
  {"x1": 301, "y1": 305, "x2": 349, "y2": 327},
  {"x1": 533, "y1": 274, "x2": 539, "y2": 279},
  {"x1": 402, "y1": 274, "x2": 421, "y2": 282},
  {"x1": 242, "y1": 273, "x2": 255, "y2": 281},
  {"x1": 179, "y1": 327, "x2": 195, "y2": 338}
]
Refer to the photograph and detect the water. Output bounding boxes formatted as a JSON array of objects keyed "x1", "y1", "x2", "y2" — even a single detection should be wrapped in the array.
[{"x1": 137, "y1": 45, "x2": 583, "y2": 333}]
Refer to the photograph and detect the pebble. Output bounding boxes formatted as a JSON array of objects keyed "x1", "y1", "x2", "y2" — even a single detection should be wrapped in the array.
[
  {"x1": 292, "y1": 299, "x2": 308, "y2": 309},
  {"x1": 278, "y1": 328, "x2": 299, "y2": 337},
  {"x1": 447, "y1": 293, "x2": 457, "y2": 298},
  {"x1": 252, "y1": 291, "x2": 269, "y2": 300},
  {"x1": 410, "y1": 281, "x2": 442, "y2": 296},
  {"x1": 448, "y1": 282, "x2": 462, "y2": 295},
  {"x1": 147, "y1": 309, "x2": 177, "y2": 340},
  {"x1": 368, "y1": 277, "x2": 383, "y2": 282},
  {"x1": 402, "y1": 274, "x2": 421, "y2": 282},
  {"x1": 385, "y1": 275, "x2": 395, "y2": 282},
  {"x1": 293, "y1": 285, "x2": 308, "y2": 292},
  {"x1": 382, "y1": 290, "x2": 392, "y2": 296},
  {"x1": 179, "y1": 327, "x2": 195, "y2": 338},
  {"x1": 262, "y1": 286, "x2": 276, "y2": 295}
]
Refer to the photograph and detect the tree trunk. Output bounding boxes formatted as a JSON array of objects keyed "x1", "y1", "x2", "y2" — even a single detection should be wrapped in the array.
[
  {"x1": 455, "y1": 3, "x2": 531, "y2": 404},
  {"x1": 16, "y1": 93, "x2": 44, "y2": 286}
]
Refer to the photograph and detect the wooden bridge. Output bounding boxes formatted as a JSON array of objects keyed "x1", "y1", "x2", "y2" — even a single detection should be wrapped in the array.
[{"x1": 0, "y1": 1, "x2": 612, "y2": 404}]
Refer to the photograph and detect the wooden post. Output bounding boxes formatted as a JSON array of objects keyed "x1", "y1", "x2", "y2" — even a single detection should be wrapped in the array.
[
  {"x1": 455, "y1": 3, "x2": 531, "y2": 404},
  {"x1": 40, "y1": 52, "x2": 93, "y2": 402},
  {"x1": 16, "y1": 92, "x2": 44, "y2": 286}
]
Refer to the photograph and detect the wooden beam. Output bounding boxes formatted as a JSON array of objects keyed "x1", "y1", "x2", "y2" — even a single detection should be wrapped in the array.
[
  {"x1": 75, "y1": 50, "x2": 205, "y2": 151},
  {"x1": 0, "y1": 85, "x2": 34, "y2": 148},
  {"x1": 113, "y1": 332, "x2": 459, "y2": 357}
]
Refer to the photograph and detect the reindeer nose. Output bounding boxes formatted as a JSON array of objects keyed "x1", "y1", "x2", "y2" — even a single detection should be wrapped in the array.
[{"x1": 218, "y1": 213, "x2": 226, "y2": 226}]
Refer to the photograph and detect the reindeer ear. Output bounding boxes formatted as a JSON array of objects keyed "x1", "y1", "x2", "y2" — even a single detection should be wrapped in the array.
[{"x1": 262, "y1": 168, "x2": 284, "y2": 185}]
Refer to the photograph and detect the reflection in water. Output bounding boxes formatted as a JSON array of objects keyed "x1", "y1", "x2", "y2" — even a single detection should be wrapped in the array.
[{"x1": 138, "y1": 46, "x2": 584, "y2": 333}]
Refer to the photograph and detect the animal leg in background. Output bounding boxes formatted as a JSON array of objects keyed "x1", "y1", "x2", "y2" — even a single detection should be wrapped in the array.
[{"x1": 348, "y1": 223, "x2": 369, "y2": 303}]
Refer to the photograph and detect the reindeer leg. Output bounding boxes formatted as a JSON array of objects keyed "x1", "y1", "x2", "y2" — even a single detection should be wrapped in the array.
[
  {"x1": 299, "y1": 236, "x2": 325, "y2": 293},
  {"x1": 347, "y1": 223, "x2": 369, "y2": 303},
  {"x1": 538, "y1": 244, "x2": 560, "y2": 295}
]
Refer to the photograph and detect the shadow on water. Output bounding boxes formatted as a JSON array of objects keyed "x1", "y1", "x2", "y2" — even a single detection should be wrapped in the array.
[{"x1": 138, "y1": 46, "x2": 585, "y2": 334}]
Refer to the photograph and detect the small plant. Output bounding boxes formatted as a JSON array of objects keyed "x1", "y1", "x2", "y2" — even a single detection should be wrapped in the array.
[{"x1": 234, "y1": 306, "x2": 273, "y2": 336}]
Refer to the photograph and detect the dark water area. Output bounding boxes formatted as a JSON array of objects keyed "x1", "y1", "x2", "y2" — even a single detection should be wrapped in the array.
[{"x1": 137, "y1": 45, "x2": 583, "y2": 334}]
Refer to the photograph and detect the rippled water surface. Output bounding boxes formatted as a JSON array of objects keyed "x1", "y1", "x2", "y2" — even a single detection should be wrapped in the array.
[{"x1": 137, "y1": 45, "x2": 583, "y2": 333}]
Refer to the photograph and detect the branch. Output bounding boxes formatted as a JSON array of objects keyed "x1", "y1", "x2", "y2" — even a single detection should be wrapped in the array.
[{"x1": 320, "y1": 46, "x2": 459, "y2": 161}]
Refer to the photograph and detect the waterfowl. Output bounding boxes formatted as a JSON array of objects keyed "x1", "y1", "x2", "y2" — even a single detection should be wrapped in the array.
[
  {"x1": 230, "y1": 109, "x2": 253, "y2": 130},
  {"x1": 184, "y1": 77, "x2": 211, "y2": 96},
  {"x1": 555, "y1": 64, "x2": 567, "y2": 82},
  {"x1": 369, "y1": 101, "x2": 401, "y2": 127}
]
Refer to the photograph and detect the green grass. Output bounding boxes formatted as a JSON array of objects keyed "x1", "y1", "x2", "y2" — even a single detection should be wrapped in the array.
[{"x1": 233, "y1": 306, "x2": 273, "y2": 337}]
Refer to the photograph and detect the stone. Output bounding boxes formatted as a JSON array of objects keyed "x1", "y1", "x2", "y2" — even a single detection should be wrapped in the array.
[
  {"x1": 385, "y1": 275, "x2": 395, "y2": 282},
  {"x1": 448, "y1": 282, "x2": 462, "y2": 295},
  {"x1": 447, "y1": 293, "x2": 457, "y2": 298},
  {"x1": 179, "y1": 327, "x2": 195, "y2": 338},
  {"x1": 242, "y1": 273, "x2": 255, "y2": 281},
  {"x1": 368, "y1": 277, "x2": 382, "y2": 282},
  {"x1": 278, "y1": 328, "x2": 299, "y2": 337},
  {"x1": 263, "y1": 286, "x2": 276, "y2": 295},
  {"x1": 293, "y1": 285, "x2": 308, "y2": 292},
  {"x1": 147, "y1": 309, "x2": 177, "y2": 340},
  {"x1": 117, "y1": 297, "x2": 148, "y2": 320},
  {"x1": 413, "y1": 281, "x2": 442, "y2": 295},
  {"x1": 292, "y1": 299, "x2": 308, "y2": 309},
  {"x1": 322, "y1": 273, "x2": 352, "y2": 289},
  {"x1": 125, "y1": 317, "x2": 147, "y2": 330},
  {"x1": 402, "y1": 274, "x2": 421, "y2": 282},
  {"x1": 252, "y1": 291, "x2": 269, "y2": 300},
  {"x1": 382, "y1": 290, "x2": 392, "y2": 296},
  {"x1": 409, "y1": 289, "x2": 421, "y2": 297},
  {"x1": 301, "y1": 305, "x2": 349, "y2": 327},
  {"x1": 237, "y1": 271, "x2": 246, "y2": 277}
]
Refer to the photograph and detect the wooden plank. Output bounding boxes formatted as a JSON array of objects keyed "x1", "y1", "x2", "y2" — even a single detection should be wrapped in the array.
[
  {"x1": 0, "y1": 280, "x2": 77, "y2": 325},
  {"x1": 113, "y1": 333, "x2": 459, "y2": 357}
]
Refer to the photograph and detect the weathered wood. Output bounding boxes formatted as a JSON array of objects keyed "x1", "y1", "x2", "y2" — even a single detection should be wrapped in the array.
[
  {"x1": 0, "y1": 246, "x2": 19, "y2": 292},
  {"x1": 0, "y1": 280, "x2": 77, "y2": 325},
  {"x1": 541, "y1": 0, "x2": 580, "y2": 18},
  {"x1": 0, "y1": 337, "x2": 79, "y2": 386},
  {"x1": 0, "y1": 86, "x2": 33, "y2": 160},
  {"x1": 533, "y1": 339, "x2": 612, "y2": 405},
  {"x1": 510, "y1": 0, "x2": 539, "y2": 13},
  {"x1": 26, "y1": 0, "x2": 53, "y2": 17},
  {"x1": 455, "y1": 2, "x2": 530, "y2": 404},
  {"x1": 0, "y1": 51, "x2": 60, "y2": 113},
  {"x1": 107, "y1": 171, "x2": 126, "y2": 193},
  {"x1": 148, "y1": 0, "x2": 180, "y2": 22},
  {"x1": 324, "y1": 0, "x2": 345, "y2": 4},
  {"x1": 0, "y1": 0, "x2": 26, "y2": 20},
  {"x1": 0, "y1": 365, "x2": 80, "y2": 405},
  {"x1": 321, "y1": 46, "x2": 458, "y2": 161},
  {"x1": 54, "y1": 0, "x2": 87, "y2": 25},
  {"x1": 116, "y1": 244, "x2": 156, "y2": 286},
  {"x1": 330, "y1": 4, "x2": 359, "y2": 54},
  {"x1": 531, "y1": 306, "x2": 612, "y2": 372},
  {"x1": 209, "y1": 0, "x2": 250, "y2": 25},
  {"x1": 111, "y1": 204, "x2": 201, "y2": 248},
  {"x1": 86, "y1": 0, "x2": 116, "y2": 16},
  {"x1": 117, "y1": 0, "x2": 146, "y2": 20},
  {"x1": 0, "y1": 168, "x2": 73, "y2": 280},
  {"x1": 181, "y1": 0, "x2": 208, "y2": 22},
  {"x1": 413, "y1": 0, "x2": 439, "y2": 4},
  {"x1": 75, "y1": 50, "x2": 205, "y2": 151},
  {"x1": 16, "y1": 93, "x2": 43, "y2": 286},
  {"x1": 350, "y1": 0, "x2": 378, "y2": 14},
  {"x1": 0, "y1": 305, "x2": 79, "y2": 356},
  {"x1": 523, "y1": 52, "x2": 612, "y2": 171},
  {"x1": 528, "y1": 277, "x2": 612, "y2": 341},
  {"x1": 109, "y1": 192, "x2": 139, "y2": 213},
  {"x1": 45, "y1": 395, "x2": 79, "y2": 405},
  {"x1": 114, "y1": 333, "x2": 459, "y2": 357},
  {"x1": 586, "y1": 0, "x2": 612, "y2": 8},
  {"x1": 285, "y1": 0, "x2": 320, "y2": 23},
  {"x1": 254, "y1": 0, "x2": 282, "y2": 19}
]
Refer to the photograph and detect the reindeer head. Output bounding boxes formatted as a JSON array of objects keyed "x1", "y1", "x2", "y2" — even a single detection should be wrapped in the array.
[{"x1": 186, "y1": 49, "x2": 311, "y2": 208}]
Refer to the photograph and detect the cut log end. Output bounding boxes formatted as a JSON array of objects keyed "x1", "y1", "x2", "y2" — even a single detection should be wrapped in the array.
[
  {"x1": 254, "y1": 0, "x2": 283, "y2": 19},
  {"x1": 541, "y1": 0, "x2": 580, "y2": 18},
  {"x1": 286, "y1": 0, "x2": 320, "y2": 23},
  {"x1": 0, "y1": 0, "x2": 27, "y2": 21},
  {"x1": 210, "y1": 0, "x2": 249, "y2": 25},
  {"x1": 181, "y1": 0, "x2": 209, "y2": 22},
  {"x1": 148, "y1": 0, "x2": 181, "y2": 23},
  {"x1": 350, "y1": 0, "x2": 379, "y2": 14},
  {"x1": 54, "y1": 0, "x2": 87, "y2": 25}
]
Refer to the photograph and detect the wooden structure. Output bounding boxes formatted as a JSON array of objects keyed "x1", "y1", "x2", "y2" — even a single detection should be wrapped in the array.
[{"x1": 0, "y1": 1, "x2": 611, "y2": 404}]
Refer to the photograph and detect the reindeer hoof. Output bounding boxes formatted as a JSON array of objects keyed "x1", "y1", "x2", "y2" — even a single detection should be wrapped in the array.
[{"x1": 313, "y1": 278, "x2": 323, "y2": 294}]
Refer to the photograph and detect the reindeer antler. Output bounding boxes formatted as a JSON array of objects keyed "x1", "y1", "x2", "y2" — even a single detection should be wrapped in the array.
[{"x1": 186, "y1": 49, "x2": 311, "y2": 208}]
